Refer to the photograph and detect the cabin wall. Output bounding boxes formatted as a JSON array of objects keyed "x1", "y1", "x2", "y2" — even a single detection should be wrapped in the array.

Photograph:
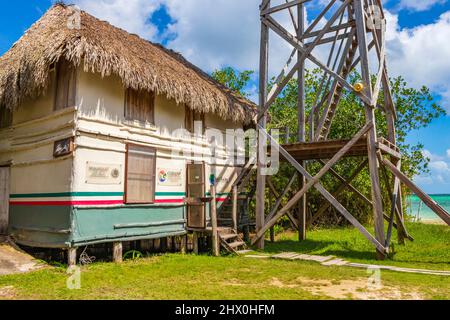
[
  {"x1": 1, "y1": 66, "x2": 245, "y2": 248},
  {"x1": 71, "y1": 70, "x2": 244, "y2": 246},
  {"x1": 0, "y1": 70, "x2": 75, "y2": 247}
]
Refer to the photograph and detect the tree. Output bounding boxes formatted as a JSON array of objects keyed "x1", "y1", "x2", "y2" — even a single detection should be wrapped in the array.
[
  {"x1": 212, "y1": 67, "x2": 254, "y2": 98},
  {"x1": 212, "y1": 67, "x2": 445, "y2": 226}
]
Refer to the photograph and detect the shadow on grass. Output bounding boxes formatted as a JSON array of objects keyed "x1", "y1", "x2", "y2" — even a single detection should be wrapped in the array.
[{"x1": 262, "y1": 239, "x2": 379, "y2": 261}]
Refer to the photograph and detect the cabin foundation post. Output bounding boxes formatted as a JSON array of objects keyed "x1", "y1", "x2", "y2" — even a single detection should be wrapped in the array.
[
  {"x1": 193, "y1": 232, "x2": 199, "y2": 254},
  {"x1": 113, "y1": 242, "x2": 123, "y2": 263},
  {"x1": 68, "y1": 247, "x2": 77, "y2": 267},
  {"x1": 180, "y1": 236, "x2": 187, "y2": 254},
  {"x1": 210, "y1": 184, "x2": 220, "y2": 257},
  {"x1": 140, "y1": 239, "x2": 152, "y2": 252}
]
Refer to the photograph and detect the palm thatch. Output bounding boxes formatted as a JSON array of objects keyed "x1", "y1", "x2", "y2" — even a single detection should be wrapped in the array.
[{"x1": 0, "y1": 4, "x2": 256, "y2": 124}]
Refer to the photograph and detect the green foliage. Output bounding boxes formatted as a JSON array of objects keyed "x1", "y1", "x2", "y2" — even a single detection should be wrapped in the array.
[{"x1": 211, "y1": 67, "x2": 254, "y2": 98}]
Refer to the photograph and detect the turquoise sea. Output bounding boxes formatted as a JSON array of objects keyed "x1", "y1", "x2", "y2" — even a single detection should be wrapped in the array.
[{"x1": 407, "y1": 194, "x2": 450, "y2": 221}]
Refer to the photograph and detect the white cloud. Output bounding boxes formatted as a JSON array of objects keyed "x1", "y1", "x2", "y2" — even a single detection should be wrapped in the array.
[
  {"x1": 416, "y1": 150, "x2": 450, "y2": 189},
  {"x1": 69, "y1": 1, "x2": 450, "y2": 111},
  {"x1": 447, "y1": 149, "x2": 450, "y2": 158},
  {"x1": 398, "y1": 0, "x2": 446, "y2": 12},
  {"x1": 72, "y1": 0, "x2": 162, "y2": 41},
  {"x1": 385, "y1": 10, "x2": 450, "y2": 111}
]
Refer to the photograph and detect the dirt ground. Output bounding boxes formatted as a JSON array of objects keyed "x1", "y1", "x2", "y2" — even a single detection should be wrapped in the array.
[
  {"x1": 269, "y1": 277, "x2": 423, "y2": 300},
  {"x1": 0, "y1": 237, "x2": 45, "y2": 276}
]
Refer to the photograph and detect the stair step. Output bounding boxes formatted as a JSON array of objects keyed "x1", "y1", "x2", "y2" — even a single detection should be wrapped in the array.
[
  {"x1": 236, "y1": 250, "x2": 253, "y2": 255},
  {"x1": 221, "y1": 234, "x2": 238, "y2": 241},
  {"x1": 228, "y1": 241, "x2": 245, "y2": 249}
]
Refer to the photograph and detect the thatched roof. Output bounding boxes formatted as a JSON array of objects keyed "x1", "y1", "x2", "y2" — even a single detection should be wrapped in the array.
[{"x1": 0, "y1": 4, "x2": 256, "y2": 124}]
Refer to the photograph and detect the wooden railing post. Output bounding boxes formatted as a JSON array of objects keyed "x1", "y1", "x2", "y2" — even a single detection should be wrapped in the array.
[
  {"x1": 210, "y1": 184, "x2": 220, "y2": 256},
  {"x1": 232, "y1": 185, "x2": 238, "y2": 233}
]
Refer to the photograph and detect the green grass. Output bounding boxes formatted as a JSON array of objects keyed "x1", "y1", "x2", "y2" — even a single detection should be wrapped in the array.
[
  {"x1": 0, "y1": 254, "x2": 449, "y2": 300},
  {"x1": 0, "y1": 222, "x2": 448, "y2": 300},
  {"x1": 264, "y1": 222, "x2": 450, "y2": 271}
]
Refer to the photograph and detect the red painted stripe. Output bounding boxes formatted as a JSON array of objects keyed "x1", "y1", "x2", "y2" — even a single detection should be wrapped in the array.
[
  {"x1": 10, "y1": 200, "x2": 125, "y2": 206},
  {"x1": 10, "y1": 199, "x2": 186, "y2": 206},
  {"x1": 10, "y1": 198, "x2": 225, "y2": 206}
]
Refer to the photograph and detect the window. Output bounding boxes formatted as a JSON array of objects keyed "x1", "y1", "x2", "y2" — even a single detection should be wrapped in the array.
[
  {"x1": 54, "y1": 59, "x2": 77, "y2": 111},
  {"x1": 125, "y1": 144, "x2": 156, "y2": 204},
  {"x1": 185, "y1": 106, "x2": 205, "y2": 133},
  {"x1": 125, "y1": 88, "x2": 155, "y2": 124},
  {"x1": 0, "y1": 107, "x2": 12, "y2": 129}
]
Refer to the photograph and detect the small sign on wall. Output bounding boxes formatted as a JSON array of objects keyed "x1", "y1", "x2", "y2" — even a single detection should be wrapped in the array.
[
  {"x1": 157, "y1": 168, "x2": 182, "y2": 186},
  {"x1": 86, "y1": 162, "x2": 122, "y2": 185}
]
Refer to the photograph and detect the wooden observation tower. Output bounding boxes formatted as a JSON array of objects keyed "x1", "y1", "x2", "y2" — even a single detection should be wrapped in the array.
[{"x1": 251, "y1": 0, "x2": 450, "y2": 258}]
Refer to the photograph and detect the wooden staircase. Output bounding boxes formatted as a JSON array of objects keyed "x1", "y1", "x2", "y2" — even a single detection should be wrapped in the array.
[
  {"x1": 218, "y1": 228, "x2": 250, "y2": 255},
  {"x1": 215, "y1": 157, "x2": 257, "y2": 255}
]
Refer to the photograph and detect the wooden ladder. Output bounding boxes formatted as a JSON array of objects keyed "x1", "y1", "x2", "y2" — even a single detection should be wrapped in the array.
[{"x1": 316, "y1": 28, "x2": 359, "y2": 141}]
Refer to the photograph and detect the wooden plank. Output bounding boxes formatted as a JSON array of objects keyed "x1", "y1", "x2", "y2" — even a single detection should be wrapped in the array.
[
  {"x1": 260, "y1": 1, "x2": 350, "y2": 119},
  {"x1": 376, "y1": 142, "x2": 402, "y2": 159},
  {"x1": 309, "y1": 159, "x2": 368, "y2": 226},
  {"x1": 113, "y1": 242, "x2": 123, "y2": 263},
  {"x1": 68, "y1": 248, "x2": 77, "y2": 267},
  {"x1": 355, "y1": 0, "x2": 386, "y2": 259},
  {"x1": 261, "y1": 0, "x2": 309, "y2": 16},
  {"x1": 255, "y1": 4, "x2": 270, "y2": 250},
  {"x1": 0, "y1": 167, "x2": 10, "y2": 235},
  {"x1": 210, "y1": 185, "x2": 220, "y2": 256},
  {"x1": 297, "y1": 0, "x2": 307, "y2": 242},
  {"x1": 381, "y1": 156, "x2": 450, "y2": 225},
  {"x1": 232, "y1": 185, "x2": 238, "y2": 233}
]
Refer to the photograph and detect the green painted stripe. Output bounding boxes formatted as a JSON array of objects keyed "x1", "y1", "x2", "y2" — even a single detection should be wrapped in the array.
[{"x1": 10, "y1": 192, "x2": 186, "y2": 199}]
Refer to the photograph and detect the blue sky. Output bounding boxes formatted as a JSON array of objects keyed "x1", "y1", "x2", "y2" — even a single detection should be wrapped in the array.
[{"x1": 1, "y1": 0, "x2": 450, "y2": 194}]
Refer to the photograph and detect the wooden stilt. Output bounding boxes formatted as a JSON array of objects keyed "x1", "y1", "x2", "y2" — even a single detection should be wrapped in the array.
[
  {"x1": 297, "y1": 0, "x2": 307, "y2": 242},
  {"x1": 180, "y1": 235, "x2": 187, "y2": 254},
  {"x1": 210, "y1": 185, "x2": 220, "y2": 256},
  {"x1": 193, "y1": 232, "x2": 199, "y2": 254},
  {"x1": 68, "y1": 247, "x2": 77, "y2": 267},
  {"x1": 113, "y1": 242, "x2": 123, "y2": 263}
]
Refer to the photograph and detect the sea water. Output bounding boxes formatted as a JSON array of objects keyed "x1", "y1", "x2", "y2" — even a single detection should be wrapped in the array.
[{"x1": 407, "y1": 194, "x2": 450, "y2": 221}]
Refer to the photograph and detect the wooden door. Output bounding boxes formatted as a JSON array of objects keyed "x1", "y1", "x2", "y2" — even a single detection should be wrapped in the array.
[
  {"x1": 0, "y1": 167, "x2": 10, "y2": 235},
  {"x1": 186, "y1": 163, "x2": 206, "y2": 229}
]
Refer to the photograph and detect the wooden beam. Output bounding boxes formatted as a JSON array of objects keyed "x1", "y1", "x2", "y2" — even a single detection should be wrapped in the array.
[
  {"x1": 252, "y1": 122, "x2": 373, "y2": 245},
  {"x1": 210, "y1": 184, "x2": 220, "y2": 256},
  {"x1": 256, "y1": 2, "x2": 270, "y2": 250},
  {"x1": 381, "y1": 156, "x2": 450, "y2": 225},
  {"x1": 261, "y1": 0, "x2": 309, "y2": 16},
  {"x1": 68, "y1": 247, "x2": 77, "y2": 267},
  {"x1": 232, "y1": 185, "x2": 238, "y2": 233},
  {"x1": 298, "y1": 0, "x2": 307, "y2": 241}
]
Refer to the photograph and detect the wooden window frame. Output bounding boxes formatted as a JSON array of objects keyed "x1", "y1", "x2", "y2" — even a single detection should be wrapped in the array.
[
  {"x1": 124, "y1": 144, "x2": 157, "y2": 205},
  {"x1": 124, "y1": 88, "x2": 155, "y2": 125},
  {"x1": 54, "y1": 59, "x2": 77, "y2": 111},
  {"x1": 185, "y1": 106, "x2": 205, "y2": 134}
]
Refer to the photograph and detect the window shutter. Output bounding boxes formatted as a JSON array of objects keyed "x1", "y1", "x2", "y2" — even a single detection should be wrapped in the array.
[
  {"x1": 125, "y1": 145, "x2": 156, "y2": 204},
  {"x1": 54, "y1": 59, "x2": 76, "y2": 111},
  {"x1": 125, "y1": 88, "x2": 155, "y2": 124}
]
